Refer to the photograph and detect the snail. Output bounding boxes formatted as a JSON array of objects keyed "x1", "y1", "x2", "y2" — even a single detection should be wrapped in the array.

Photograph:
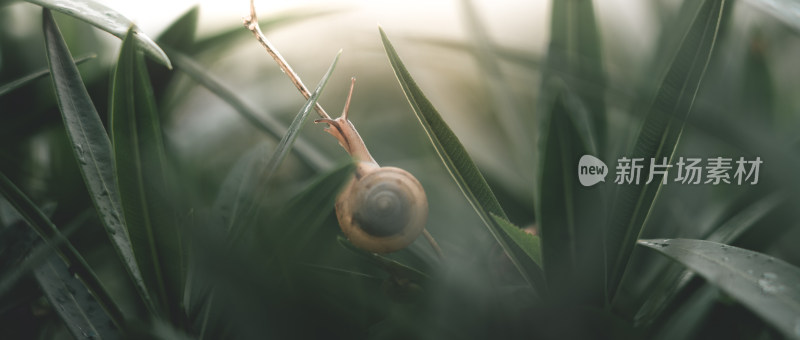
[
  {"x1": 244, "y1": 2, "x2": 439, "y2": 255},
  {"x1": 315, "y1": 78, "x2": 428, "y2": 253}
]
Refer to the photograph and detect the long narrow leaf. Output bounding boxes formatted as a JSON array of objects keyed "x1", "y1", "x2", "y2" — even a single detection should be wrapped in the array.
[
  {"x1": 0, "y1": 171, "x2": 125, "y2": 328},
  {"x1": 638, "y1": 238, "x2": 800, "y2": 339},
  {"x1": 605, "y1": 0, "x2": 727, "y2": 300},
  {"x1": 25, "y1": 0, "x2": 170, "y2": 68},
  {"x1": 42, "y1": 9, "x2": 153, "y2": 314},
  {"x1": 0, "y1": 209, "x2": 89, "y2": 300},
  {"x1": 0, "y1": 54, "x2": 94, "y2": 97},
  {"x1": 337, "y1": 236, "x2": 429, "y2": 283},
  {"x1": 537, "y1": 88, "x2": 605, "y2": 305},
  {"x1": 156, "y1": 6, "x2": 198, "y2": 53},
  {"x1": 262, "y1": 50, "x2": 340, "y2": 181},
  {"x1": 542, "y1": 0, "x2": 606, "y2": 153},
  {"x1": 34, "y1": 254, "x2": 121, "y2": 339},
  {"x1": 220, "y1": 51, "x2": 340, "y2": 241},
  {"x1": 271, "y1": 162, "x2": 354, "y2": 254},
  {"x1": 380, "y1": 28, "x2": 542, "y2": 292},
  {"x1": 111, "y1": 29, "x2": 182, "y2": 321}
]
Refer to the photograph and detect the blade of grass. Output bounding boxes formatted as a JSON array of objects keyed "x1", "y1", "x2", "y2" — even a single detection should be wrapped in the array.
[
  {"x1": 0, "y1": 54, "x2": 95, "y2": 97},
  {"x1": 25, "y1": 0, "x2": 170, "y2": 68},
  {"x1": 262, "y1": 50, "x2": 340, "y2": 181},
  {"x1": 156, "y1": 6, "x2": 198, "y2": 53},
  {"x1": 165, "y1": 48, "x2": 331, "y2": 172},
  {"x1": 542, "y1": 0, "x2": 606, "y2": 153},
  {"x1": 111, "y1": 29, "x2": 183, "y2": 322},
  {"x1": 605, "y1": 0, "x2": 727, "y2": 301},
  {"x1": 212, "y1": 142, "x2": 270, "y2": 233},
  {"x1": 380, "y1": 27, "x2": 542, "y2": 293},
  {"x1": 271, "y1": 161, "x2": 354, "y2": 254},
  {"x1": 0, "y1": 209, "x2": 90, "y2": 299},
  {"x1": 34, "y1": 254, "x2": 120, "y2": 339},
  {"x1": 0, "y1": 171, "x2": 125, "y2": 329},
  {"x1": 536, "y1": 87, "x2": 605, "y2": 305},
  {"x1": 147, "y1": 6, "x2": 199, "y2": 102},
  {"x1": 42, "y1": 9, "x2": 154, "y2": 314},
  {"x1": 638, "y1": 238, "x2": 800, "y2": 339},
  {"x1": 337, "y1": 236, "x2": 429, "y2": 284},
  {"x1": 223, "y1": 51, "x2": 340, "y2": 242}
]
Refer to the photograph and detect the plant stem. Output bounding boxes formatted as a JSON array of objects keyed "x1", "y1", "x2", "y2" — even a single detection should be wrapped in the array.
[{"x1": 243, "y1": 0, "x2": 331, "y2": 120}]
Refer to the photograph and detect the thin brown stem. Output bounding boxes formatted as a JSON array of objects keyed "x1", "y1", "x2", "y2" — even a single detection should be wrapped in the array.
[{"x1": 243, "y1": 0, "x2": 331, "y2": 120}]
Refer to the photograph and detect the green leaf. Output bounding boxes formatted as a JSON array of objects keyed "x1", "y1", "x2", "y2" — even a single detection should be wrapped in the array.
[
  {"x1": 110, "y1": 29, "x2": 182, "y2": 321},
  {"x1": 0, "y1": 171, "x2": 125, "y2": 328},
  {"x1": 42, "y1": 8, "x2": 154, "y2": 314},
  {"x1": 148, "y1": 6, "x2": 199, "y2": 101},
  {"x1": 165, "y1": 48, "x2": 331, "y2": 172},
  {"x1": 542, "y1": 0, "x2": 606, "y2": 153},
  {"x1": 0, "y1": 54, "x2": 94, "y2": 97},
  {"x1": 262, "y1": 50, "x2": 340, "y2": 182},
  {"x1": 380, "y1": 27, "x2": 542, "y2": 292},
  {"x1": 212, "y1": 142, "x2": 270, "y2": 234},
  {"x1": 634, "y1": 193, "x2": 786, "y2": 326},
  {"x1": 25, "y1": 0, "x2": 171, "y2": 68},
  {"x1": 219, "y1": 51, "x2": 340, "y2": 241},
  {"x1": 156, "y1": 5, "x2": 198, "y2": 52},
  {"x1": 271, "y1": 162, "x2": 355, "y2": 253},
  {"x1": 34, "y1": 254, "x2": 120, "y2": 339},
  {"x1": 536, "y1": 87, "x2": 605, "y2": 305},
  {"x1": 337, "y1": 236, "x2": 429, "y2": 284},
  {"x1": 491, "y1": 213, "x2": 541, "y2": 267},
  {"x1": 0, "y1": 209, "x2": 90, "y2": 298},
  {"x1": 638, "y1": 238, "x2": 800, "y2": 339},
  {"x1": 605, "y1": 0, "x2": 728, "y2": 301}
]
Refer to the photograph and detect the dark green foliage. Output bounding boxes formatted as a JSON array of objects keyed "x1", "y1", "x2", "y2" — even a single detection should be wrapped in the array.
[{"x1": 1, "y1": 0, "x2": 799, "y2": 338}]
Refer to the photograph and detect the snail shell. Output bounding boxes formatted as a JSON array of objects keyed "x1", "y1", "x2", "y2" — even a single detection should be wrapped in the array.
[
  {"x1": 316, "y1": 78, "x2": 428, "y2": 253},
  {"x1": 336, "y1": 164, "x2": 428, "y2": 253}
]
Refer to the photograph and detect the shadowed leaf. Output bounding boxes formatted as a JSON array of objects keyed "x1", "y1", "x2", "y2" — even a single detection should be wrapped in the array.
[
  {"x1": 34, "y1": 254, "x2": 120, "y2": 339},
  {"x1": 537, "y1": 87, "x2": 605, "y2": 305},
  {"x1": 380, "y1": 27, "x2": 542, "y2": 293},
  {"x1": 638, "y1": 238, "x2": 800, "y2": 339},
  {"x1": 0, "y1": 171, "x2": 125, "y2": 328},
  {"x1": 111, "y1": 29, "x2": 182, "y2": 321},
  {"x1": 605, "y1": 0, "x2": 728, "y2": 301},
  {"x1": 42, "y1": 8, "x2": 153, "y2": 314},
  {"x1": 0, "y1": 54, "x2": 94, "y2": 97}
]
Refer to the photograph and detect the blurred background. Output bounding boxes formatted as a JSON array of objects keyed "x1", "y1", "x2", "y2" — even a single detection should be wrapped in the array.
[{"x1": 2, "y1": 0, "x2": 800, "y2": 338}]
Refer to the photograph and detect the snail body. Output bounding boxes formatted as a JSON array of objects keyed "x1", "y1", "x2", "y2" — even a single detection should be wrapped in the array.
[{"x1": 316, "y1": 79, "x2": 428, "y2": 253}]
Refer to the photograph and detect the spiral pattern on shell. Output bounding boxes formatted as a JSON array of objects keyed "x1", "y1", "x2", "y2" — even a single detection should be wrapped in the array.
[{"x1": 336, "y1": 166, "x2": 428, "y2": 253}]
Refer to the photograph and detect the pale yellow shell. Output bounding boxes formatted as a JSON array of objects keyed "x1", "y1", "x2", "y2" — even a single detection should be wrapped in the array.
[{"x1": 335, "y1": 165, "x2": 428, "y2": 253}]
